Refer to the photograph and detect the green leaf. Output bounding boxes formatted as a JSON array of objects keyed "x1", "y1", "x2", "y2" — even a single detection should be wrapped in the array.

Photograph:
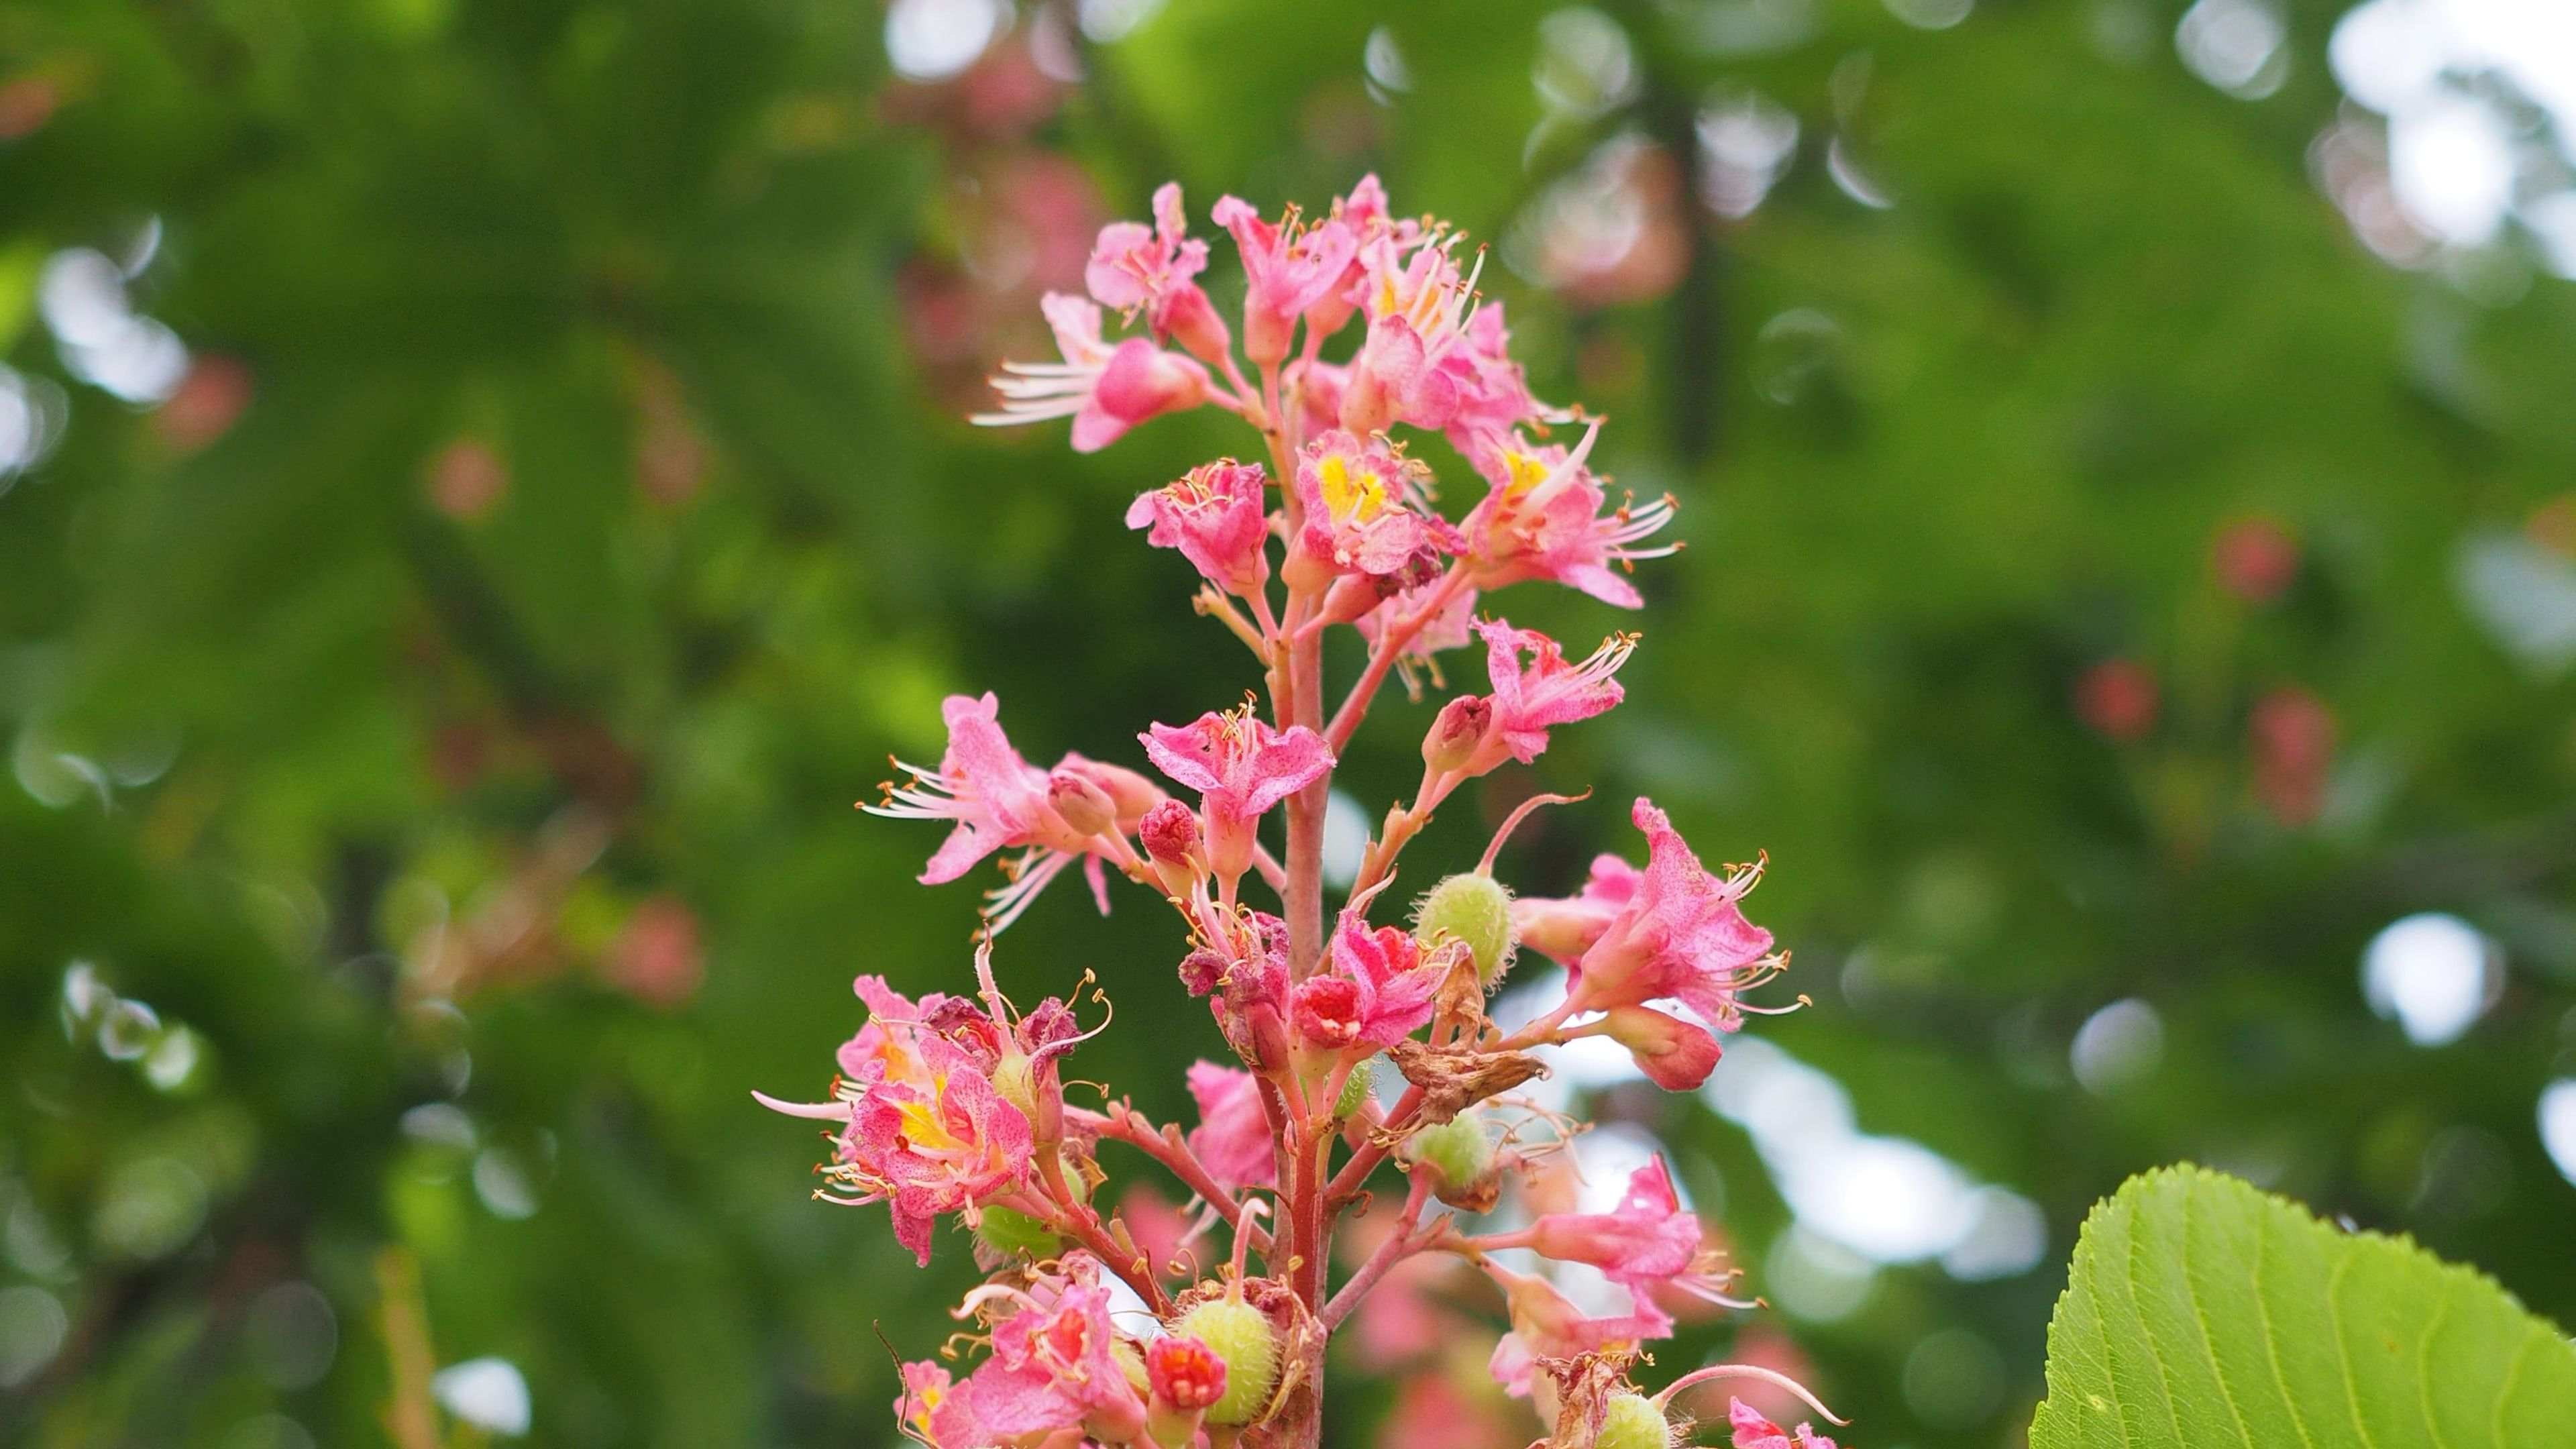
[{"x1": 2031, "y1": 1165, "x2": 2576, "y2": 1449}]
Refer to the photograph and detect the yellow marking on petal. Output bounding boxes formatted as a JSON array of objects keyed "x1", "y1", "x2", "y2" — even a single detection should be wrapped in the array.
[
  {"x1": 1319, "y1": 455, "x2": 1386, "y2": 525},
  {"x1": 1502, "y1": 451, "x2": 1550, "y2": 501}
]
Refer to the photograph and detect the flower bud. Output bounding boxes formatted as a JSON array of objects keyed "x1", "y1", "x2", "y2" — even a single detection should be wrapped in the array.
[
  {"x1": 1600, "y1": 1005, "x2": 1723, "y2": 1091},
  {"x1": 1403, "y1": 1110, "x2": 1497, "y2": 1208},
  {"x1": 1421, "y1": 694, "x2": 1492, "y2": 775},
  {"x1": 1048, "y1": 769, "x2": 1118, "y2": 838},
  {"x1": 1140, "y1": 800, "x2": 1203, "y2": 866},
  {"x1": 1413, "y1": 871, "x2": 1517, "y2": 985},
  {"x1": 1145, "y1": 1334, "x2": 1228, "y2": 1411},
  {"x1": 1167, "y1": 1297, "x2": 1279, "y2": 1426},
  {"x1": 1597, "y1": 1391, "x2": 1676, "y2": 1449},
  {"x1": 1157, "y1": 283, "x2": 1234, "y2": 369}
]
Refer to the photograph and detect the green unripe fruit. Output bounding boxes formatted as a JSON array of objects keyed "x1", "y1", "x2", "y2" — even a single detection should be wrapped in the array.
[
  {"x1": 975, "y1": 1203, "x2": 1061, "y2": 1257},
  {"x1": 1169, "y1": 1298, "x2": 1279, "y2": 1426},
  {"x1": 1403, "y1": 1111, "x2": 1495, "y2": 1195},
  {"x1": 1414, "y1": 873, "x2": 1517, "y2": 985},
  {"x1": 1335, "y1": 1059, "x2": 1377, "y2": 1119},
  {"x1": 1597, "y1": 1392, "x2": 1674, "y2": 1449}
]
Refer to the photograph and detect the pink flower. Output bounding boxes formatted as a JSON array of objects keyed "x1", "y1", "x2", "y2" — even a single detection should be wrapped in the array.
[
  {"x1": 1126, "y1": 459, "x2": 1272, "y2": 597},
  {"x1": 1356, "y1": 579, "x2": 1478, "y2": 673},
  {"x1": 1286, "y1": 430, "x2": 1443, "y2": 589},
  {"x1": 1290, "y1": 912, "x2": 1445, "y2": 1052},
  {"x1": 759, "y1": 977, "x2": 1034, "y2": 1265},
  {"x1": 1468, "y1": 619, "x2": 1635, "y2": 771},
  {"x1": 1480, "y1": 1264, "x2": 1671, "y2": 1399},
  {"x1": 894, "y1": 1360, "x2": 954, "y2": 1448},
  {"x1": 1087, "y1": 181, "x2": 1230, "y2": 364},
  {"x1": 1729, "y1": 1399, "x2": 1840, "y2": 1449},
  {"x1": 1186, "y1": 1060, "x2": 1276, "y2": 1191},
  {"x1": 1564, "y1": 798, "x2": 1778, "y2": 1032},
  {"x1": 871, "y1": 692, "x2": 1165, "y2": 930},
  {"x1": 1523, "y1": 1157, "x2": 1746, "y2": 1308},
  {"x1": 1511, "y1": 853, "x2": 1640, "y2": 966},
  {"x1": 1140, "y1": 706, "x2": 1334, "y2": 885},
  {"x1": 1212, "y1": 195, "x2": 1360, "y2": 364},
  {"x1": 973, "y1": 292, "x2": 1211, "y2": 452},
  {"x1": 1339, "y1": 313, "x2": 1460, "y2": 435},
  {"x1": 936, "y1": 1254, "x2": 1148, "y2": 1446},
  {"x1": 1463, "y1": 425, "x2": 1676, "y2": 608}
]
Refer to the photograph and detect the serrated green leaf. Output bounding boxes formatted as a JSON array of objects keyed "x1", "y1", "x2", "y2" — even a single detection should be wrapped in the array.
[{"x1": 2031, "y1": 1165, "x2": 2576, "y2": 1449}]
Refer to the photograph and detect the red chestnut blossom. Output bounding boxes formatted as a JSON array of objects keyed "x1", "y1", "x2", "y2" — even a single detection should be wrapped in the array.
[
  {"x1": 974, "y1": 292, "x2": 1212, "y2": 452},
  {"x1": 1522, "y1": 1157, "x2": 1748, "y2": 1309},
  {"x1": 1186, "y1": 1060, "x2": 1276, "y2": 1191},
  {"x1": 1126, "y1": 459, "x2": 1271, "y2": 597},
  {"x1": 1287, "y1": 430, "x2": 1446, "y2": 587},
  {"x1": 1087, "y1": 181, "x2": 1230, "y2": 364},
  {"x1": 1212, "y1": 195, "x2": 1360, "y2": 365},
  {"x1": 1291, "y1": 912, "x2": 1446, "y2": 1052},
  {"x1": 895, "y1": 1360, "x2": 953, "y2": 1447},
  {"x1": 1730, "y1": 1398, "x2": 1841, "y2": 1449},
  {"x1": 1468, "y1": 619, "x2": 1636, "y2": 770},
  {"x1": 1140, "y1": 706, "x2": 1334, "y2": 885},
  {"x1": 935, "y1": 1254, "x2": 1148, "y2": 1446},
  {"x1": 1562, "y1": 798, "x2": 1781, "y2": 1033},
  {"x1": 871, "y1": 692, "x2": 1165, "y2": 929},
  {"x1": 757, "y1": 975, "x2": 1034, "y2": 1264},
  {"x1": 1463, "y1": 424, "x2": 1676, "y2": 608}
]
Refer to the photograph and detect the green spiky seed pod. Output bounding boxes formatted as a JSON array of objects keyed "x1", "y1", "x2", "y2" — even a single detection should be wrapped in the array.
[
  {"x1": 1596, "y1": 1392, "x2": 1674, "y2": 1449},
  {"x1": 1403, "y1": 1111, "x2": 1495, "y2": 1198},
  {"x1": 1335, "y1": 1058, "x2": 1377, "y2": 1119},
  {"x1": 974, "y1": 1203, "x2": 1061, "y2": 1258},
  {"x1": 1169, "y1": 1298, "x2": 1279, "y2": 1426},
  {"x1": 1413, "y1": 873, "x2": 1517, "y2": 985}
]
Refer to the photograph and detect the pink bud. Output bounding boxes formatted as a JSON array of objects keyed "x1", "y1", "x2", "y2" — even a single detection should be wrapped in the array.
[
  {"x1": 1600, "y1": 1005, "x2": 1723, "y2": 1091},
  {"x1": 1048, "y1": 769, "x2": 1117, "y2": 837},
  {"x1": 1422, "y1": 695, "x2": 1494, "y2": 775},
  {"x1": 1140, "y1": 800, "x2": 1203, "y2": 866},
  {"x1": 1157, "y1": 282, "x2": 1234, "y2": 368}
]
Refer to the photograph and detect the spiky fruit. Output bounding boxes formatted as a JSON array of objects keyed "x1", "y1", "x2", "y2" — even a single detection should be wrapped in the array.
[
  {"x1": 1403, "y1": 1111, "x2": 1495, "y2": 1202},
  {"x1": 1168, "y1": 1298, "x2": 1279, "y2": 1425},
  {"x1": 1414, "y1": 872, "x2": 1517, "y2": 985},
  {"x1": 1597, "y1": 1392, "x2": 1674, "y2": 1449}
]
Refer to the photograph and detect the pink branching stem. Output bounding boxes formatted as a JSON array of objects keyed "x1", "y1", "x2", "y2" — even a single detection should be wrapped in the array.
[
  {"x1": 1652, "y1": 1364, "x2": 1848, "y2": 1426},
  {"x1": 1084, "y1": 1105, "x2": 1274, "y2": 1258},
  {"x1": 1320, "y1": 1171, "x2": 1438, "y2": 1329},
  {"x1": 1324, "y1": 564, "x2": 1473, "y2": 751}
]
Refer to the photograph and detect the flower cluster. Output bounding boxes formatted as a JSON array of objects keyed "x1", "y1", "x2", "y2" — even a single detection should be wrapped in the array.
[{"x1": 767, "y1": 177, "x2": 1840, "y2": 1449}]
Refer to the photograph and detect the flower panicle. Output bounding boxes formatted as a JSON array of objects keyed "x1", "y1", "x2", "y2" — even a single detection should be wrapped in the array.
[{"x1": 770, "y1": 174, "x2": 1851, "y2": 1449}]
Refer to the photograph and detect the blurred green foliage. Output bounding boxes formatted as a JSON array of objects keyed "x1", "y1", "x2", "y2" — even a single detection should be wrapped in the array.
[{"x1": 2, "y1": 0, "x2": 2573, "y2": 1446}]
